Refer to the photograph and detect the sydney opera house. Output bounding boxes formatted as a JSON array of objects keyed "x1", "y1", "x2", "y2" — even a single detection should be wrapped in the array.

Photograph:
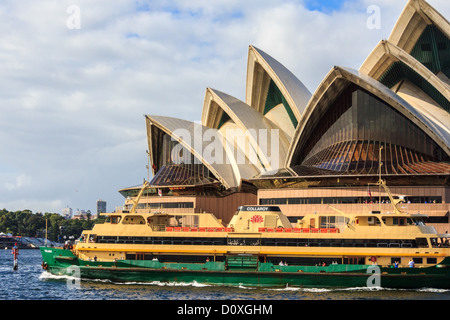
[{"x1": 120, "y1": 0, "x2": 450, "y2": 233}]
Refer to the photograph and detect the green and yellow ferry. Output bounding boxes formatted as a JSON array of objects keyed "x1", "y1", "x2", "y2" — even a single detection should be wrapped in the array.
[{"x1": 40, "y1": 180, "x2": 450, "y2": 289}]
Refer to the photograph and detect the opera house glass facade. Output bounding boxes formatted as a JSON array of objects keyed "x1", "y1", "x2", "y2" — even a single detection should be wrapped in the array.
[
  {"x1": 120, "y1": 0, "x2": 450, "y2": 234},
  {"x1": 149, "y1": 126, "x2": 217, "y2": 187},
  {"x1": 298, "y1": 86, "x2": 449, "y2": 174}
]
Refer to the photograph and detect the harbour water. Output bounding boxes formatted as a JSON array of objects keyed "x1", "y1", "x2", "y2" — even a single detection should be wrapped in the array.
[{"x1": 1, "y1": 249, "x2": 449, "y2": 301}]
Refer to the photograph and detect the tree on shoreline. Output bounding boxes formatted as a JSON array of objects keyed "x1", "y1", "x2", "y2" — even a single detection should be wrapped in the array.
[{"x1": 0, "y1": 209, "x2": 105, "y2": 241}]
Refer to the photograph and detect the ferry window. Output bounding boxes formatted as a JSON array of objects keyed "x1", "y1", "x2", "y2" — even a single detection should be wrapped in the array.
[
  {"x1": 415, "y1": 238, "x2": 428, "y2": 248},
  {"x1": 427, "y1": 216, "x2": 448, "y2": 224},
  {"x1": 389, "y1": 242, "x2": 400, "y2": 248},
  {"x1": 353, "y1": 239, "x2": 365, "y2": 247},
  {"x1": 413, "y1": 257, "x2": 423, "y2": 264},
  {"x1": 336, "y1": 217, "x2": 349, "y2": 229},
  {"x1": 111, "y1": 216, "x2": 121, "y2": 224},
  {"x1": 343, "y1": 239, "x2": 354, "y2": 247},
  {"x1": 401, "y1": 241, "x2": 413, "y2": 248},
  {"x1": 329, "y1": 239, "x2": 342, "y2": 247},
  {"x1": 427, "y1": 258, "x2": 437, "y2": 264},
  {"x1": 430, "y1": 238, "x2": 438, "y2": 247},
  {"x1": 309, "y1": 240, "x2": 319, "y2": 247},
  {"x1": 329, "y1": 216, "x2": 336, "y2": 227},
  {"x1": 320, "y1": 216, "x2": 337, "y2": 228},
  {"x1": 366, "y1": 240, "x2": 377, "y2": 247},
  {"x1": 320, "y1": 217, "x2": 327, "y2": 228}
]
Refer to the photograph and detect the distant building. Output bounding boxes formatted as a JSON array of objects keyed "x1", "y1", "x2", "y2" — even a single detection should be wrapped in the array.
[
  {"x1": 97, "y1": 199, "x2": 107, "y2": 214},
  {"x1": 61, "y1": 206, "x2": 73, "y2": 219},
  {"x1": 72, "y1": 209, "x2": 97, "y2": 220}
]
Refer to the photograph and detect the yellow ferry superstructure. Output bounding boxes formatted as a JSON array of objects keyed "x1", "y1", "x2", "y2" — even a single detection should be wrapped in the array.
[{"x1": 74, "y1": 180, "x2": 450, "y2": 269}]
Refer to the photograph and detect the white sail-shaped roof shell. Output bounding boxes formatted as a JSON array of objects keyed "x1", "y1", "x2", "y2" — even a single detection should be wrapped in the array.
[
  {"x1": 146, "y1": 115, "x2": 260, "y2": 189},
  {"x1": 388, "y1": 0, "x2": 450, "y2": 53},
  {"x1": 201, "y1": 88, "x2": 290, "y2": 172},
  {"x1": 245, "y1": 45, "x2": 311, "y2": 139}
]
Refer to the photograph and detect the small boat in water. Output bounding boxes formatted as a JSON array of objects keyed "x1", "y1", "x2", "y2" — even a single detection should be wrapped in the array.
[{"x1": 40, "y1": 179, "x2": 450, "y2": 289}]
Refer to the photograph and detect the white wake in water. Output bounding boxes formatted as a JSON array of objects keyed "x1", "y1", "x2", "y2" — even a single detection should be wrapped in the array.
[
  {"x1": 119, "y1": 280, "x2": 211, "y2": 287},
  {"x1": 39, "y1": 271, "x2": 78, "y2": 282},
  {"x1": 38, "y1": 271, "x2": 449, "y2": 293},
  {"x1": 39, "y1": 271, "x2": 210, "y2": 288},
  {"x1": 267, "y1": 286, "x2": 449, "y2": 293}
]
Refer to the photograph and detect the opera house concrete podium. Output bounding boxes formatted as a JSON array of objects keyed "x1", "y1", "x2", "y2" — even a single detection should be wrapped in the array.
[{"x1": 120, "y1": 0, "x2": 450, "y2": 233}]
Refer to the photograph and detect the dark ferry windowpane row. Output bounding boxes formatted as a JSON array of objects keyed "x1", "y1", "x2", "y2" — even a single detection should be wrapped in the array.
[{"x1": 95, "y1": 235, "x2": 422, "y2": 249}]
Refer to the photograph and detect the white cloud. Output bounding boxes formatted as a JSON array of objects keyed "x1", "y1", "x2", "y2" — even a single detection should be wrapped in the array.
[
  {"x1": 0, "y1": 0, "x2": 448, "y2": 213},
  {"x1": 4, "y1": 174, "x2": 32, "y2": 191}
]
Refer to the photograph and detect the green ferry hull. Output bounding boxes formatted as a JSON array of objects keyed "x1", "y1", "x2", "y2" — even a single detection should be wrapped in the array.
[{"x1": 40, "y1": 247, "x2": 450, "y2": 289}]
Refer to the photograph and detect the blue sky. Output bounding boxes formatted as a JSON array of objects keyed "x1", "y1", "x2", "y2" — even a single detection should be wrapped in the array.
[
  {"x1": 304, "y1": 0, "x2": 346, "y2": 12},
  {"x1": 0, "y1": 0, "x2": 448, "y2": 214}
]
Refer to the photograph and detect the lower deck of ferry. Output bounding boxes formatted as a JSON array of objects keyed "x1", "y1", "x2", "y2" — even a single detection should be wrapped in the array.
[
  {"x1": 40, "y1": 246, "x2": 450, "y2": 289},
  {"x1": 119, "y1": 252, "x2": 441, "y2": 268},
  {"x1": 75, "y1": 228, "x2": 450, "y2": 269},
  {"x1": 74, "y1": 242, "x2": 449, "y2": 270}
]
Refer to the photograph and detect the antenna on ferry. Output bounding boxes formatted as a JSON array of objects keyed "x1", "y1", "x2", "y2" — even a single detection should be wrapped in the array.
[
  {"x1": 378, "y1": 146, "x2": 383, "y2": 212},
  {"x1": 144, "y1": 150, "x2": 152, "y2": 212},
  {"x1": 146, "y1": 150, "x2": 150, "y2": 183},
  {"x1": 378, "y1": 146, "x2": 383, "y2": 182},
  {"x1": 369, "y1": 145, "x2": 405, "y2": 215},
  {"x1": 45, "y1": 219, "x2": 48, "y2": 247}
]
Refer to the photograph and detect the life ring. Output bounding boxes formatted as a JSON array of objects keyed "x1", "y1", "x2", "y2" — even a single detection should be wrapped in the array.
[{"x1": 370, "y1": 256, "x2": 377, "y2": 262}]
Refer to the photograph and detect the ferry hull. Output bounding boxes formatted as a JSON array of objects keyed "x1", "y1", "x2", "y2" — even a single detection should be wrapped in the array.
[{"x1": 40, "y1": 247, "x2": 450, "y2": 289}]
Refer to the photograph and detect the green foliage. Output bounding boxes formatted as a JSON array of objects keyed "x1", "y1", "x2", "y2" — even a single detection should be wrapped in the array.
[{"x1": 0, "y1": 208, "x2": 105, "y2": 242}]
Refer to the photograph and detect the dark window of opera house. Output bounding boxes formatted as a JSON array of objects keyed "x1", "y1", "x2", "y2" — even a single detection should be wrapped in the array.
[
  {"x1": 150, "y1": 127, "x2": 217, "y2": 186},
  {"x1": 260, "y1": 196, "x2": 442, "y2": 205},
  {"x1": 294, "y1": 85, "x2": 448, "y2": 174}
]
